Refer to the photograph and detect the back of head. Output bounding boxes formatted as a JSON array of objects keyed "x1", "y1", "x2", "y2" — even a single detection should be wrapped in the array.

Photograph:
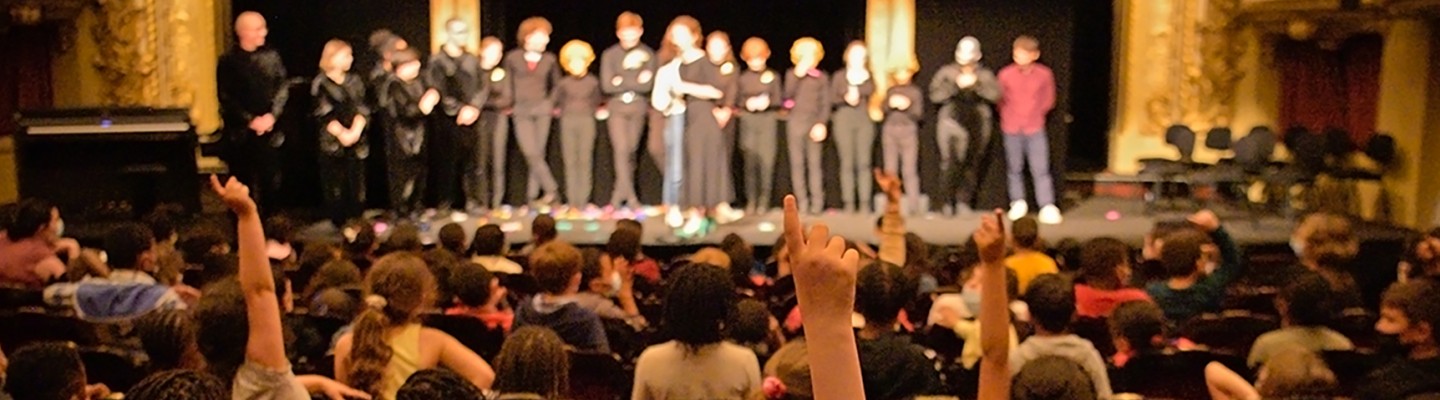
[
  {"x1": 532, "y1": 215, "x2": 557, "y2": 244},
  {"x1": 125, "y1": 369, "x2": 228, "y2": 400},
  {"x1": 1296, "y1": 213, "x2": 1359, "y2": 267},
  {"x1": 343, "y1": 220, "x2": 378, "y2": 256},
  {"x1": 616, "y1": 218, "x2": 643, "y2": 236},
  {"x1": 1013, "y1": 216, "x2": 1041, "y2": 250},
  {"x1": 492, "y1": 326, "x2": 569, "y2": 398},
  {"x1": 604, "y1": 224, "x2": 642, "y2": 260},
  {"x1": 348, "y1": 253, "x2": 438, "y2": 396},
  {"x1": 1079, "y1": 237, "x2": 1130, "y2": 288},
  {"x1": 1024, "y1": 273, "x2": 1076, "y2": 333},
  {"x1": 470, "y1": 224, "x2": 506, "y2": 257},
  {"x1": 4, "y1": 342, "x2": 85, "y2": 400},
  {"x1": 383, "y1": 223, "x2": 424, "y2": 254},
  {"x1": 727, "y1": 298, "x2": 771, "y2": 343},
  {"x1": 579, "y1": 248, "x2": 605, "y2": 287},
  {"x1": 105, "y1": 222, "x2": 155, "y2": 270},
  {"x1": 1280, "y1": 272, "x2": 1337, "y2": 326},
  {"x1": 1256, "y1": 347, "x2": 1337, "y2": 398},
  {"x1": 179, "y1": 223, "x2": 228, "y2": 264},
  {"x1": 143, "y1": 204, "x2": 184, "y2": 244},
  {"x1": 7, "y1": 199, "x2": 53, "y2": 240},
  {"x1": 306, "y1": 259, "x2": 363, "y2": 300},
  {"x1": 1109, "y1": 300, "x2": 1166, "y2": 353},
  {"x1": 194, "y1": 278, "x2": 247, "y2": 383},
  {"x1": 438, "y1": 223, "x2": 467, "y2": 254},
  {"x1": 1011, "y1": 356, "x2": 1097, "y2": 400},
  {"x1": 137, "y1": 309, "x2": 200, "y2": 372},
  {"x1": 396, "y1": 369, "x2": 486, "y2": 400},
  {"x1": 1381, "y1": 279, "x2": 1440, "y2": 345},
  {"x1": 1160, "y1": 229, "x2": 1210, "y2": 279},
  {"x1": 856, "y1": 262, "x2": 916, "y2": 326},
  {"x1": 262, "y1": 214, "x2": 297, "y2": 244},
  {"x1": 451, "y1": 262, "x2": 496, "y2": 307},
  {"x1": 530, "y1": 241, "x2": 583, "y2": 294},
  {"x1": 665, "y1": 263, "x2": 736, "y2": 348},
  {"x1": 721, "y1": 233, "x2": 755, "y2": 279},
  {"x1": 420, "y1": 247, "x2": 461, "y2": 307},
  {"x1": 690, "y1": 247, "x2": 732, "y2": 270}
]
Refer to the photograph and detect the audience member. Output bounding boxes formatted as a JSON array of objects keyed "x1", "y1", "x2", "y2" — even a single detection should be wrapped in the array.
[
  {"x1": 0, "y1": 199, "x2": 67, "y2": 288},
  {"x1": 1357, "y1": 279, "x2": 1440, "y2": 399},
  {"x1": 932, "y1": 248, "x2": 1022, "y2": 370},
  {"x1": 491, "y1": 326, "x2": 570, "y2": 399},
  {"x1": 722, "y1": 233, "x2": 765, "y2": 292},
  {"x1": 334, "y1": 253, "x2": 495, "y2": 399},
  {"x1": 125, "y1": 369, "x2": 229, "y2": 400},
  {"x1": 1011, "y1": 356, "x2": 1097, "y2": 400},
  {"x1": 1292, "y1": 213, "x2": 1365, "y2": 309},
  {"x1": 137, "y1": 309, "x2": 205, "y2": 373},
  {"x1": 1006, "y1": 216, "x2": 1057, "y2": 294},
  {"x1": 419, "y1": 248, "x2": 461, "y2": 308},
  {"x1": 632, "y1": 264, "x2": 759, "y2": 399},
  {"x1": 690, "y1": 247, "x2": 732, "y2": 271},
  {"x1": 514, "y1": 241, "x2": 610, "y2": 352},
  {"x1": 380, "y1": 223, "x2": 424, "y2": 255},
  {"x1": 179, "y1": 222, "x2": 236, "y2": 288},
  {"x1": 1146, "y1": 210, "x2": 1244, "y2": 323},
  {"x1": 1248, "y1": 272, "x2": 1353, "y2": 367},
  {"x1": 854, "y1": 262, "x2": 940, "y2": 398},
  {"x1": 761, "y1": 337, "x2": 812, "y2": 399},
  {"x1": 436, "y1": 222, "x2": 468, "y2": 258},
  {"x1": 3, "y1": 342, "x2": 106, "y2": 400},
  {"x1": 445, "y1": 262, "x2": 514, "y2": 332},
  {"x1": 342, "y1": 220, "x2": 380, "y2": 271},
  {"x1": 1008, "y1": 274, "x2": 1112, "y2": 398},
  {"x1": 395, "y1": 369, "x2": 486, "y2": 400},
  {"x1": 143, "y1": 205, "x2": 188, "y2": 285},
  {"x1": 728, "y1": 298, "x2": 783, "y2": 367},
  {"x1": 1108, "y1": 300, "x2": 1168, "y2": 367},
  {"x1": 470, "y1": 224, "x2": 522, "y2": 274},
  {"x1": 1206, "y1": 346, "x2": 1338, "y2": 400},
  {"x1": 1074, "y1": 237, "x2": 1150, "y2": 318},
  {"x1": 516, "y1": 214, "x2": 558, "y2": 257},
  {"x1": 44, "y1": 223, "x2": 192, "y2": 321},
  {"x1": 263, "y1": 214, "x2": 299, "y2": 268},
  {"x1": 577, "y1": 248, "x2": 645, "y2": 328},
  {"x1": 1400, "y1": 227, "x2": 1440, "y2": 282},
  {"x1": 613, "y1": 219, "x2": 661, "y2": 284},
  {"x1": 301, "y1": 259, "x2": 363, "y2": 308}
]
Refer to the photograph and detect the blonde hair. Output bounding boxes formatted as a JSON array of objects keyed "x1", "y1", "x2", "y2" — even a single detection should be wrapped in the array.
[
  {"x1": 559, "y1": 40, "x2": 596, "y2": 75},
  {"x1": 740, "y1": 37, "x2": 770, "y2": 61},
  {"x1": 1257, "y1": 347, "x2": 1337, "y2": 398},
  {"x1": 690, "y1": 247, "x2": 732, "y2": 270},
  {"x1": 790, "y1": 37, "x2": 824, "y2": 65},
  {"x1": 318, "y1": 39, "x2": 352, "y2": 72},
  {"x1": 1296, "y1": 212, "x2": 1359, "y2": 266},
  {"x1": 517, "y1": 17, "x2": 553, "y2": 42}
]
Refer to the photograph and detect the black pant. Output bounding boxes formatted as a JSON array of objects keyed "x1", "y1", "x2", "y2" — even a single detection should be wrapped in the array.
[
  {"x1": 738, "y1": 112, "x2": 777, "y2": 211},
  {"x1": 787, "y1": 118, "x2": 825, "y2": 212},
  {"x1": 429, "y1": 116, "x2": 465, "y2": 211},
  {"x1": 223, "y1": 131, "x2": 283, "y2": 214},
  {"x1": 478, "y1": 110, "x2": 507, "y2": 207},
  {"x1": 320, "y1": 154, "x2": 366, "y2": 227},
  {"x1": 937, "y1": 118, "x2": 988, "y2": 209},
  {"x1": 386, "y1": 142, "x2": 426, "y2": 216}
]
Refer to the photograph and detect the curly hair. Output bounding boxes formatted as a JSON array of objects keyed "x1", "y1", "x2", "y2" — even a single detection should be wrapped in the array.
[
  {"x1": 492, "y1": 326, "x2": 569, "y2": 398},
  {"x1": 194, "y1": 278, "x2": 249, "y2": 385},
  {"x1": 347, "y1": 253, "x2": 438, "y2": 396},
  {"x1": 396, "y1": 369, "x2": 486, "y2": 400},
  {"x1": 137, "y1": 309, "x2": 204, "y2": 372},
  {"x1": 126, "y1": 369, "x2": 228, "y2": 400},
  {"x1": 4, "y1": 342, "x2": 86, "y2": 400},
  {"x1": 560, "y1": 40, "x2": 596, "y2": 76},
  {"x1": 664, "y1": 263, "x2": 736, "y2": 350},
  {"x1": 856, "y1": 261, "x2": 916, "y2": 326},
  {"x1": 1078, "y1": 237, "x2": 1131, "y2": 290},
  {"x1": 727, "y1": 298, "x2": 771, "y2": 344},
  {"x1": 450, "y1": 262, "x2": 497, "y2": 308}
]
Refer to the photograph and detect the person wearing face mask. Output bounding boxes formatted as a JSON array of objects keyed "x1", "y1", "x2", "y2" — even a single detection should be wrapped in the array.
[
  {"x1": 1400, "y1": 228, "x2": 1440, "y2": 283},
  {"x1": 554, "y1": 40, "x2": 603, "y2": 210},
  {"x1": 930, "y1": 249, "x2": 1022, "y2": 371},
  {"x1": 831, "y1": 41, "x2": 877, "y2": 214},
  {"x1": 426, "y1": 19, "x2": 485, "y2": 217},
  {"x1": 928, "y1": 36, "x2": 1000, "y2": 216},
  {"x1": 601, "y1": 12, "x2": 657, "y2": 209},
  {"x1": 1358, "y1": 279, "x2": 1440, "y2": 399},
  {"x1": 0, "y1": 200, "x2": 69, "y2": 288},
  {"x1": 312, "y1": 39, "x2": 370, "y2": 228},
  {"x1": 503, "y1": 17, "x2": 563, "y2": 206},
  {"x1": 44, "y1": 223, "x2": 192, "y2": 321},
  {"x1": 736, "y1": 38, "x2": 784, "y2": 214},
  {"x1": 575, "y1": 248, "x2": 647, "y2": 330},
  {"x1": 217, "y1": 11, "x2": 288, "y2": 214},
  {"x1": 382, "y1": 48, "x2": 437, "y2": 219},
  {"x1": 1144, "y1": 210, "x2": 1245, "y2": 323},
  {"x1": 476, "y1": 37, "x2": 513, "y2": 208}
]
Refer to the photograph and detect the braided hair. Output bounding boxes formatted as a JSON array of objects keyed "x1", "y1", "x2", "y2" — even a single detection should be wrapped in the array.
[
  {"x1": 126, "y1": 369, "x2": 228, "y2": 400},
  {"x1": 136, "y1": 309, "x2": 203, "y2": 372},
  {"x1": 396, "y1": 369, "x2": 486, "y2": 400}
]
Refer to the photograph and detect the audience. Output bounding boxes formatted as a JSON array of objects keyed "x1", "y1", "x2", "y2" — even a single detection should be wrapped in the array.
[
  {"x1": 469, "y1": 224, "x2": 522, "y2": 274},
  {"x1": 1145, "y1": 210, "x2": 1244, "y2": 323},
  {"x1": 1009, "y1": 273, "x2": 1112, "y2": 398},
  {"x1": 613, "y1": 219, "x2": 661, "y2": 284},
  {"x1": 136, "y1": 309, "x2": 205, "y2": 373},
  {"x1": 435, "y1": 222, "x2": 468, "y2": 258},
  {"x1": 0, "y1": 199, "x2": 69, "y2": 288},
  {"x1": 1005, "y1": 216, "x2": 1058, "y2": 294},
  {"x1": 1207, "y1": 346, "x2": 1339, "y2": 400},
  {"x1": 1247, "y1": 271, "x2": 1353, "y2": 367},
  {"x1": 1073, "y1": 237, "x2": 1150, "y2": 318},
  {"x1": 44, "y1": 223, "x2": 192, "y2": 321},
  {"x1": 1292, "y1": 212, "x2": 1365, "y2": 309},
  {"x1": 334, "y1": 253, "x2": 494, "y2": 399},
  {"x1": 394, "y1": 369, "x2": 486, "y2": 400},
  {"x1": 1358, "y1": 279, "x2": 1440, "y2": 399},
  {"x1": 445, "y1": 262, "x2": 514, "y2": 333},
  {"x1": 516, "y1": 214, "x2": 558, "y2": 257},
  {"x1": 514, "y1": 241, "x2": 610, "y2": 352},
  {"x1": 3, "y1": 342, "x2": 106, "y2": 400},
  {"x1": 632, "y1": 264, "x2": 759, "y2": 399},
  {"x1": 576, "y1": 248, "x2": 645, "y2": 328},
  {"x1": 854, "y1": 262, "x2": 941, "y2": 398},
  {"x1": 1011, "y1": 356, "x2": 1097, "y2": 400},
  {"x1": 380, "y1": 223, "x2": 424, "y2": 255},
  {"x1": 727, "y1": 298, "x2": 783, "y2": 367},
  {"x1": 490, "y1": 326, "x2": 569, "y2": 399},
  {"x1": 125, "y1": 369, "x2": 228, "y2": 400},
  {"x1": 1108, "y1": 300, "x2": 1169, "y2": 368},
  {"x1": 1400, "y1": 227, "x2": 1440, "y2": 282},
  {"x1": 342, "y1": 219, "x2": 380, "y2": 271}
]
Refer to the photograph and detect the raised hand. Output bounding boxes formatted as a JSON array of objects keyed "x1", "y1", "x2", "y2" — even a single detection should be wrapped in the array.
[
  {"x1": 1188, "y1": 209, "x2": 1220, "y2": 232},
  {"x1": 974, "y1": 210, "x2": 1006, "y2": 265},
  {"x1": 783, "y1": 195, "x2": 860, "y2": 325},
  {"x1": 873, "y1": 168, "x2": 902, "y2": 204},
  {"x1": 210, "y1": 174, "x2": 256, "y2": 216}
]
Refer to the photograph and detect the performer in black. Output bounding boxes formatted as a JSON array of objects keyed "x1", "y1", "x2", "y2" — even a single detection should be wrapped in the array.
[
  {"x1": 502, "y1": 17, "x2": 562, "y2": 204},
  {"x1": 831, "y1": 41, "x2": 877, "y2": 213},
  {"x1": 364, "y1": 29, "x2": 408, "y2": 213},
  {"x1": 667, "y1": 17, "x2": 728, "y2": 214},
  {"x1": 217, "y1": 11, "x2": 287, "y2": 212},
  {"x1": 706, "y1": 31, "x2": 742, "y2": 220},
  {"x1": 736, "y1": 37, "x2": 783, "y2": 213},
  {"x1": 784, "y1": 37, "x2": 830, "y2": 214},
  {"x1": 311, "y1": 40, "x2": 369, "y2": 227},
  {"x1": 381, "y1": 48, "x2": 437, "y2": 217},
  {"x1": 928, "y1": 36, "x2": 1000, "y2": 215},
  {"x1": 882, "y1": 57, "x2": 924, "y2": 214},
  {"x1": 600, "y1": 11, "x2": 656, "y2": 208},
  {"x1": 425, "y1": 18, "x2": 484, "y2": 216},
  {"x1": 477, "y1": 37, "x2": 513, "y2": 208},
  {"x1": 365, "y1": 29, "x2": 408, "y2": 88},
  {"x1": 555, "y1": 40, "x2": 602, "y2": 208}
]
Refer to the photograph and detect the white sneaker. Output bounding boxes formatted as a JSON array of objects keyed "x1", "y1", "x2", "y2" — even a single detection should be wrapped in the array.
[
  {"x1": 1008, "y1": 201, "x2": 1029, "y2": 221},
  {"x1": 665, "y1": 207, "x2": 684, "y2": 228},
  {"x1": 1038, "y1": 205, "x2": 1063, "y2": 225}
]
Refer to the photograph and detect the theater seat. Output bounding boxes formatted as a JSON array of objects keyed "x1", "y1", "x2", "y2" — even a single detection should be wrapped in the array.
[
  {"x1": 1112, "y1": 350, "x2": 1248, "y2": 399},
  {"x1": 569, "y1": 350, "x2": 629, "y2": 400},
  {"x1": 80, "y1": 345, "x2": 148, "y2": 393},
  {"x1": 0, "y1": 311, "x2": 100, "y2": 350},
  {"x1": 1321, "y1": 349, "x2": 1381, "y2": 398},
  {"x1": 1181, "y1": 311, "x2": 1278, "y2": 357},
  {"x1": 421, "y1": 313, "x2": 505, "y2": 361},
  {"x1": 1069, "y1": 316, "x2": 1114, "y2": 358}
]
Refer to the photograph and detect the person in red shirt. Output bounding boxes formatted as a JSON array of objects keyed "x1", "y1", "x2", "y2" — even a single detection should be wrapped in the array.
[
  {"x1": 997, "y1": 35, "x2": 1060, "y2": 225},
  {"x1": 1073, "y1": 237, "x2": 1151, "y2": 318}
]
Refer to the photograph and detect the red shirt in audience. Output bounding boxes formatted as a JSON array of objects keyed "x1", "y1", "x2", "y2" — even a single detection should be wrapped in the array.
[
  {"x1": 1074, "y1": 284, "x2": 1152, "y2": 318},
  {"x1": 0, "y1": 236, "x2": 65, "y2": 289},
  {"x1": 631, "y1": 257, "x2": 661, "y2": 283},
  {"x1": 444, "y1": 305, "x2": 515, "y2": 333}
]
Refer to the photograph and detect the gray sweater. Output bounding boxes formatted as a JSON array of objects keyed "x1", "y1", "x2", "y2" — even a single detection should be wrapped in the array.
[{"x1": 1008, "y1": 334, "x2": 1113, "y2": 399}]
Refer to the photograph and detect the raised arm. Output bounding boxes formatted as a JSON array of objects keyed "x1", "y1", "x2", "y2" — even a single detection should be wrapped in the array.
[
  {"x1": 1191, "y1": 210, "x2": 1244, "y2": 287},
  {"x1": 975, "y1": 211, "x2": 1010, "y2": 400},
  {"x1": 210, "y1": 175, "x2": 287, "y2": 370},
  {"x1": 783, "y1": 195, "x2": 865, "y2": 399}
]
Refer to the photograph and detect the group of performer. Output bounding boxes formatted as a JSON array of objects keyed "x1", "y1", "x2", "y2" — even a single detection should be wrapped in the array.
[{"x1": 215, "y1": 10, "x2": 1065, "y2": 228}]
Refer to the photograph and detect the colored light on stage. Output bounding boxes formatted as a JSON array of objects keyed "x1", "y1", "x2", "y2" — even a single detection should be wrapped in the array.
[
  {"x1": 1106, "y1": 210, "x2": 1121, "y2": 221},
  {"x1": 556, "y1": 221, "x2": 574, "y2": 232},
  {"x1": 758, "y1": 222, "x2": 776, "y2": 233},
  {"x1": 500, "y1": 222, "x2": 523, "y2": 232},
  {"x1": 584, "y1": 222, "x2": 601, "y2": 232}
]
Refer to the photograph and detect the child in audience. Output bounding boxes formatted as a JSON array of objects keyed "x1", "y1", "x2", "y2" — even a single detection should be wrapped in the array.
[
  {"x1": 301, "y1": 259, "x2": 363, "y2": 308},
  {"x1": 0, "y1": 199, "x2": 68, "y2": 289},
  {"x1": 1145, "y1": 210, "x2": 1244, "y2": 323},
  {"x1": 516, "y1": 214, "x2": 558, "y2": 257},
  {"x1": 1206, "y1": 346, "x2": 1339, "y2": 400},
  {"x1": 633, "y1": 264, "x2": 760, "y2": 399},
  {"x1": 1292, "y1": 212, "x2": 1365, "y2": 309},
  {"x1": 1008, "y1": 273, "x2": 1112, "y2": 398},
  {"x1": 380, "y1": 223, "x2": 424, "y2": 255},
  {"x1": 1108, "y1": 300, "x2": 1169, "y2": 368},
  {"x1": 577, "y1": 248, "x2": 646, "y2": 328},
  {"x1": 1358, "y1": 279, "x2": 1440, "y2": 399},
  {"x1": 1399, "y1": 228, "x2": 1440, "y2": 282},
  {"x1": 136, "y1": 309, "x2": 205, "y2": 373},
  {"x1": 3, "y1": 342, "x2": 108, "y2": 400},
  {"x1": 614, "y1": 219, "x2": 661, "y2": 283},
  {"x1": 1011, "y1": 356, "x2": 1098, "y2": 400},
  {"x1": 514, "y1": 241, "x2": 611, "y2": 353},
  {"x1": 44, "y1": 223, "x2": 193, "y2": 321},
  {"x1": 1074, "y1": 237, "x2": 1150, "y2": 318},
  {"x1": 395, "y1": 369, "x2": 486, "y2": 400},
  {"x1": 1006, "y1": 216, "x2": 1057, "y2": 294},
  {"x1": 445, "y1": 262, "x2": 513, "y2": 333},
  {"x1": 435, "y1": 222, "x2": 467, "y2": 258},
  {"x1": 854, "y1": 262, "x2": 941, "y2": 399},
  {"x1": 342, "y1": 219, "x2": 380, "y2": 271},
  {"x1": 469, "y1": 224, "x2": 522, "y2": 274},
  {"x1": 334, "y1": 253, "x2": 495, "y2": 399},
  {"x1": 728, "y1": 298, "x2": 784, "y2": 367},
  {"x1": 491, "y1": 326, "x2": 570, "y2": 399},
  {"x1": 125, "y1": 369, "x2": 229, "y2": 400},
  {"x1": 1248, "y1": 272, "x2": 1353, "y2": 367}
]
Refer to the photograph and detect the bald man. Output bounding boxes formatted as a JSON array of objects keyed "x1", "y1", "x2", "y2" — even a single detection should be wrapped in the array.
[
  {"x1": 929, "y1": 36, "x2": 1000, "y2": 216},
  {"x1": 217, "y1": 11, "x2": 289, "y2": 213}
]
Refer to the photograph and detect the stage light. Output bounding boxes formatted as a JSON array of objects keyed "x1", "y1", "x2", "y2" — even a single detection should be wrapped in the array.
[
  {"x1": 557, "y1": 221, "x2": 573, "y2": 232},
  {"x1": 758, "y1": 222, "x2": 776, "y2": 232},
  {"x1": 584, "y1": 222, "x2": 601, "y2": 232},
  {"x1": 500, "y1": 222, "x2": 523, "y2": 232},
  {"x1": 1106, "y1": 210, "x2": 1121, "y2": 221}
]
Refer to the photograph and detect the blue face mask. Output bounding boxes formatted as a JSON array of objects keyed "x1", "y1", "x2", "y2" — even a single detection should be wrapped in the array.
[{"x1": 961, "y1": 290, "x2": 983, "y2": 318}]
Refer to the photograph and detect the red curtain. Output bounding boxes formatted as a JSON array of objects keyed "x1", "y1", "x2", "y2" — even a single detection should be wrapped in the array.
[
  {"x1": 1277, "y1": 34, "x2": 1383, "y2": 146},
  {"x1": 0, "y1": 26, "x2": 56, "y2": 136}
]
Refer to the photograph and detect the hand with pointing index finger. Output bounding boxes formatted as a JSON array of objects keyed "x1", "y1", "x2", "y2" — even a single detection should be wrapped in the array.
[
  {"x1": 783, "y1": 195, "x2": 860, "y2": 326},
  {"x1": 209, "y1": 175, "x2": 256, "y2": 216}
]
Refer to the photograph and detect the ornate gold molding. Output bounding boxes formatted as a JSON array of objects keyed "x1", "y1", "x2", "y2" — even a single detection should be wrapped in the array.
[
  {"x1": 90, "y1": 0, "x2": 158, "y2": 106},
  {"x1": 1143, "y1": 0, "x2": 1248, "y2": 134}
]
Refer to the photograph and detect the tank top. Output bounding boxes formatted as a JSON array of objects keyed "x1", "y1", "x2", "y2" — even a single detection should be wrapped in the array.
[{"x1": 380, "y1": 323, "x2": 423, "y2": 400}]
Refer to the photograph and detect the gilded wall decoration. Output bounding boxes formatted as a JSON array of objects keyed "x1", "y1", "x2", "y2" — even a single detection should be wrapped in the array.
[
  {"x1": 1143, "y1": 0, "x2": 1249, "y2": 135},
  {"x1": 90, "y1": 0, "x2": 159, "y2": 106}
]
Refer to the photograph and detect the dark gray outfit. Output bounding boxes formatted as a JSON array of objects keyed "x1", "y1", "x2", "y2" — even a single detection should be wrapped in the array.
[
  {"x1": 311, "y1": 73, "x2": 370, "y2": 227},
  {"x1": 554, "y1": 74, "x2": 601, "y2": 206},
  {"x1": 599, "y1": 44, "x2": 657, "y2": 207},
  {"x1": 783, "y1": 69, "x2": 831, "y2": 212},
  {"x1": 737, "y1": 68, "x2": 783, "y2": 211},
  {"x1": 479, "y1": 66, "x2": 514, "y2": 207},
  {"x1": 680, "y1": 58, "x2": 729, "y2": 208},
  {"x1": 217, "y1": 46, "x2": 288, "y2": 213},
  {"x1": 882, "y1": 83, "x2": 924, "y2": 212},
  {"x1": 424, "y1": 51, "x2": 484, "y2": 211},
  {"x1": 830, "y1": 68, "x2": 877, "y2": 212},
  {"x1": 381, "y1": 76, "x2": 428, "y2": 215},
  {"x1": 502, "y1": 49, "x2": 562, "y2": 201},
  {"x1": 928, "y1": 63, "x2": 1000, "y2": 210}
]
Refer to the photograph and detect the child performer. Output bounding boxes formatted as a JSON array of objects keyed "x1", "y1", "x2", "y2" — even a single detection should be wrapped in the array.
[
  {"x1": 882, "y1": 57, "x2": 924, "y2": 214},
  {"x1": 928, "y1": 36, "x2": 1000, "y2": 216},
  {"x1": 502, "y1": 17, "x2": 562, "y2": 205},
  {"x1": 477, "y1": 37, "x2": 514, "y2": 208},
  {"x1": 651, "y1": 33, "x2": 688, "y2": 228},
  {"x1": 706, "y1": 31, "x2": 742, "y2": 222},
  {"x1": 312, "y1": 39, "x2": 370, "y2": 227},
  {"x1": 736, "y1": 37, "x2": 783, "y2": 214},
  {"x1": 667, "y1": 16, "x2": 726, "y2": 228},
  {"x1": 600, "y1": 12, "x2": 656, "y2": 209},
  {"x1": 425, "y1": 18, "x2": 483, "y2": 216},
  {"x1": 382, "y1": 48, "x2": 438, "y2": 218},
  {"x1": 555, "y1": 40, "x2": 603, "y2": 209},
  {"x1": 784, "y1": 38, "x2": 830, "y2": 214},
  {"x1": 831, "y1": 41, "x2": 877, "y2": 213},
  {"x1": 998, "y1": 35, "x2": 1060, "y2": 224}
]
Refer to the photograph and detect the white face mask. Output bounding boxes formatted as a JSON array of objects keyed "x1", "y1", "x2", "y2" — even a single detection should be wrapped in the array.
[
  {"x1": 1290, "y1": 238, "x2": 1305, "y2": 258},
  {"x1": 53, "y1": 218, "x2": 64, "y2": 238},
  {"x1": 607, "y1": 271, "x2": 623, "y2": 297}
]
